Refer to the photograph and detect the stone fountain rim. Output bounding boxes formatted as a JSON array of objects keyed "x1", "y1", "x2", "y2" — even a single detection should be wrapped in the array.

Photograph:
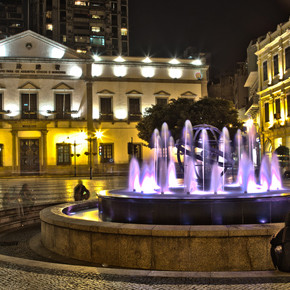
[{"x1": 40, "y1": 201, "x2": 284, "y2": 237}]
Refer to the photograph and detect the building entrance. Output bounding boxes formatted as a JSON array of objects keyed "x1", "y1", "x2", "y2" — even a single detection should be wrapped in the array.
[{"x1": 20, "y1": 139, "x2": 40, "y2": 174}]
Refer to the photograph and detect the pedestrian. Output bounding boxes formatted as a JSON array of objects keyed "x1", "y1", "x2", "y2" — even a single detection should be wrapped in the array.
[
  {"x1": 74, "y1": 180, "x2": 90, "y2": 201},
  {"x1": 19, "y1": 183, "x2": 35, "y2": 208},
  {"x1": 270, "y1": 212, "x2": 290, "y2": 272}
]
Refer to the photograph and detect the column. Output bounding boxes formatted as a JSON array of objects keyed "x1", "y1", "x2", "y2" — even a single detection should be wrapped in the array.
[
  {"x1": 41, "y1": 130, "x2": 48, "y2": 173},
  {"x1": 11, "y1": 130, "x2": 17, "y2": 174}
]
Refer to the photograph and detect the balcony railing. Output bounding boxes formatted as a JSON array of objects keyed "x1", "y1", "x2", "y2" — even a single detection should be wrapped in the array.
[{"x1": 128, "y1": 112, "x2": 142, "y2": 121}]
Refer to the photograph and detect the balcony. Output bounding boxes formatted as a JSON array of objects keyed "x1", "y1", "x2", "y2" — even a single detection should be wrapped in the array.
[
  {"x1": 100, "y1": 112, "x2": 113, "y2": 121},
  {"x1": 128, "y1": 112, "x2": 142, "y2": 122}
]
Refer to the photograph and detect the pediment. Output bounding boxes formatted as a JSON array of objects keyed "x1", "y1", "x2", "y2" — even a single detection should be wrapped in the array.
[
  {"x1": 126, "y1": 90, "x2": 143, "y2": 95},
  {"x1": 154, "y1": 90, "x2": 170, "y2": 96},
  {"x1": 52, "y1": 82, "x2": 74, "y2": 90},
  {"x1": 0, "y1": 30, "x2": 88, "y2": 60},
  {"x1": 18, "y1": 82, "x2": 40, "y2": 90},
  {"x1": 180, "y1": 91, "x2": 197, "y2": 97},
  {"x1": 96, "y1": 89, "x2": 115, "y2": 95}
]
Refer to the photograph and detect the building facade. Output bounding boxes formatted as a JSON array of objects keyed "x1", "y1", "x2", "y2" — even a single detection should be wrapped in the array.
[
  {"x1": 0, "y1": 0, "x2": 129, "y2": 56},
  {"x1": 0, "y1": 30, "x2": 208, "y2": 176},
  {"x1": 255, "y1": 19, "x2": 290, "y2": 155}
]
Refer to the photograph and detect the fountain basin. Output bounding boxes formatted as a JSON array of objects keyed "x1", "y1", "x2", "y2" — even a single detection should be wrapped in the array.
[
  {"x1": 98, "y1": 190, "x2": 290, "y2": 225},
  {"x1": 40, "y1": 201, "x2": 285, "y2": 271}
]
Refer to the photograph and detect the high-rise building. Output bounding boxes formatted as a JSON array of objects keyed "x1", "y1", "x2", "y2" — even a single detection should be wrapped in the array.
[{"x1": 0, "y1": 0, "x2": 129, "y2": 56}]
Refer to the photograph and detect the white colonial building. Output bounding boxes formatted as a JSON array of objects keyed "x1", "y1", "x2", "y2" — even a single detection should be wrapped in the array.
[{"x1": 0, "y1": 30, "x2": 208, "y2": 176}]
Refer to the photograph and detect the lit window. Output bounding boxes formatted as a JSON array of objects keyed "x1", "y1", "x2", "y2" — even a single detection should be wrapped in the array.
[
  {"x1": 46, "y1": 24, "x2": 53, "y2": 31},
  {"x1": 76, "y1": 49, "x2": 87, "y2": 54},
  {"x1": 57, "y1": 143, "x2": 71, "y2": 165},
  {"x1": 75, "y1": 1, "x2": 87, "y2": 6},
  {"x1": 121, "y1": 28, "x2": 127, "y2": 36},
  {"x1": 91, "y1": 26, "x2": 101, "y2": 32},
  {"x1": 46, "y1": 11, "x2": 52, "y2": 18},
  {"x1": 90, "y1": 36, "x2": 105, "y2": 46},
  {"x1": 62, "y1": 35, "x2": 67, "y2": 42},
  {"x1": 92, "y1": 15, "x2": 101, "y2": 19},
  {"x1": 100, "y1": 143, "x2": 114, "y2": 163}
]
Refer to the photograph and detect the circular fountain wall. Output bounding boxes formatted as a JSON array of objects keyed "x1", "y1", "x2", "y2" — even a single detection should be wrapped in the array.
[{"x1": 98, "y1": 190, "x2": 290, "y2": 225}]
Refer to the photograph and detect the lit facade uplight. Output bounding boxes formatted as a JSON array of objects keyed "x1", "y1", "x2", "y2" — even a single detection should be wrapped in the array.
[
  {"x1": 69, "y1": 66, "x2": 83, "y2": 78},
  {"x1": 92, "y1": 64, "x2": 103, "y2": 77},
  {"x1": 0, "y1": 45, "x2": 6, "y2": 57},
  {"x1": 245, "y1": 118, "x2": 254, "y2": 131},
  {"x1": 191, "y1": 59, "x2": 202, "y2": 66},
  {"x1": 115, "y1": 109, "x2": 127, "y2": 119},
  {"x1": 169, "y1": 68, "x2": 182, "y2": 79},
  {"x1": 142, "y1": 57, "x2": 152, "y2": 63},
  {"x1": 169, "y1": 58, "x2": 180, "y2": 65},
  {"x1": 113, "y1": 65, "x2": 127, "y2": 77},
  {"x1": 114, "y1": 56, "x2": 125, "y2": 62},
  {"x1": 5, "y1": 104, "x2": 19, "y2": 117},
  {"x1": 50, "y1": 47, "x2": 65, "y2": 59},
  {"x1": 141, "y1": 66, "x2": 155, "y2": 78},
  {"x1": 93, "y1": 55, "x2": 102, "y2": 61}
]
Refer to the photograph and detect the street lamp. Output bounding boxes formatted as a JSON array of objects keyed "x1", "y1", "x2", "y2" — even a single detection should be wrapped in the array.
[{"x1": 86, "y1": 130, "x2": 103, "y2": 180}]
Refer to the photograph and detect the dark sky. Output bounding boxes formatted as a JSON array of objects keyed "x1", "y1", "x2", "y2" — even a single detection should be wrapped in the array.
[{"x1": 128, "y1": 0, "x2": 290, "y2": 78}]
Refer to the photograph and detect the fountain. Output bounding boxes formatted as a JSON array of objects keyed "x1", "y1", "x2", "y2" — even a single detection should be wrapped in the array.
[
  {"x1": 40, "y1": 121, "x2": 290, "y2": 271},
  {"x1": 97, "y1": 121, "x2": 289, "y2": 225}
]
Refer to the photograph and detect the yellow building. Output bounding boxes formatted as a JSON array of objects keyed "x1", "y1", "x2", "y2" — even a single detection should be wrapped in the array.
[
  {"x1": 0, "y1": 30, "x2": 208, "y2": 176},
  {"x1": 255, "y1": 19, "x2": 290, "y2": 155}
]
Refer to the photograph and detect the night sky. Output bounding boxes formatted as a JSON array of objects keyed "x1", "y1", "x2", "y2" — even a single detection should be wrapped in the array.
[{"x1": 128, "y1": 0, "x2": 290, "y2": 79}]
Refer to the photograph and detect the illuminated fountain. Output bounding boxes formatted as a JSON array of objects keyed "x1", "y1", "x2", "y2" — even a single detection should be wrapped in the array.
[
  {"x1": 97, "y1": 120, "x2": 289, "y2": 225},
  {"x1": 41, "y1": 120, "x2": 290, "y2": 271}
]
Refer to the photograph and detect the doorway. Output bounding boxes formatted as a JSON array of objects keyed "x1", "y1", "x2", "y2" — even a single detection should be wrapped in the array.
[{"x1": 20, "y1": 139, "x2": 40, "y2": 174}]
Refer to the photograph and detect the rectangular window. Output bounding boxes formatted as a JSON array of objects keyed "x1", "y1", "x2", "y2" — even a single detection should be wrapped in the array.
[
  {"x1": 275, "y1": 99, "x2": 281, "y2": 119},
  {"x1": 100, "y1": 143, "x2": 113, "y2": 163},
  {"x1": 0, "y1": 93, "x2": 2, "y2": 120},
  {"x1": 100, "y1": 97, "x2": 113, "y2": 120},
  {"x1": 265, "y1": 102, "x2": 269, "y2": 123},
  {"x1": 128, "y1": 98, "x2": 141, "y2": 121},
  {"x1": 286, "y1": 47, "x2": 290, "y2": 70},
  {"x1": 287, "y1": 95, "x2": 290, "y2": 117},
  {"x1": 156, "y1": 97, "x2": 168, "y2": 106},
  {"x1": 55, "y1": 93, "x2": 71, "y2": 119},
  {"x1": 91, "y1": 26, "x2": 101, "y2": 32},
  {"x1": 263, "y1": 61, "x2": 268, "y2": 81},
  {"x1": 21, "y1": 93, "x2": 37, "y2": 119},
  {"x1": 0, "y1": 144, "x2": 3, "y2": 166},
  {"x1": 56, "y1": 143, "x2": 71, "y2": 165},
  {"x1": 273, "y1": 54, "x2": 279, "y2": 76},
  {"x1": 90, "y1": 36, "x2": 105, "y2": 46}
]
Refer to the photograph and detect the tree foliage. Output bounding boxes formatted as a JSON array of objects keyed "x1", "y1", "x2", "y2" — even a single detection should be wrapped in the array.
[{"x1": 136, "y1": 98, "x2": 242, "y2": 146}]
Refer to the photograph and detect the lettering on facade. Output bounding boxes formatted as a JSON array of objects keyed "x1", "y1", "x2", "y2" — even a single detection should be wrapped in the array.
[{"x1": 0, "y1": 70, "x2": 67, "y2": 75}]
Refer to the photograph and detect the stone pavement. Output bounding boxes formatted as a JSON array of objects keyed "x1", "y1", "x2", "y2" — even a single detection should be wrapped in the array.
[{"x1": 0, "y1": 176, "x2": 289, "y2": 289}]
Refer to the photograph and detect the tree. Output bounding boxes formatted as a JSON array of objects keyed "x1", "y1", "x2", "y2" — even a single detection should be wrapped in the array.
[{"x1": 136, "y1": 98, "x2": 242, "y2": 146}]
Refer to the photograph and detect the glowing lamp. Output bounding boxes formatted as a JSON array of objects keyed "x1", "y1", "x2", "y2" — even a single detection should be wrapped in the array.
[
  {"x1": 142, "y1": 57, "x2": 152, "y2": 63},
  {"x1": 114, "y1": 56, "x2": 125, "y2": 62},
  {"x1": 169, "y1": 58, "x2": 180, "y2": 65},
  {"x1": 93, "y1": 55, "x2": 102, "y2": 62},
  {"x1": 69, "y1": 66, "x2": 82, "y2": 78},
  {"x1": 169, "y1": 68, "x2": 182, "y2": 79},
  {"x1": 95, "y1": 130, "x2": 103, "y2": 139},
  {"x1": 191, "y1": 59, "x2": 202, "y2": 66},
  {"x1": 113, "y1": 65, "x2": 127, "y2": 77},
  {"x1": 141, "y1": 66, "x2": 155, "y2": 78}
]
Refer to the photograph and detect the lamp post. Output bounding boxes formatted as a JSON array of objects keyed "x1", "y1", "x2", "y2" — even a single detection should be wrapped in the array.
[{"x1": 86, "y1": 130, "x2": 103, "y2": 180}]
